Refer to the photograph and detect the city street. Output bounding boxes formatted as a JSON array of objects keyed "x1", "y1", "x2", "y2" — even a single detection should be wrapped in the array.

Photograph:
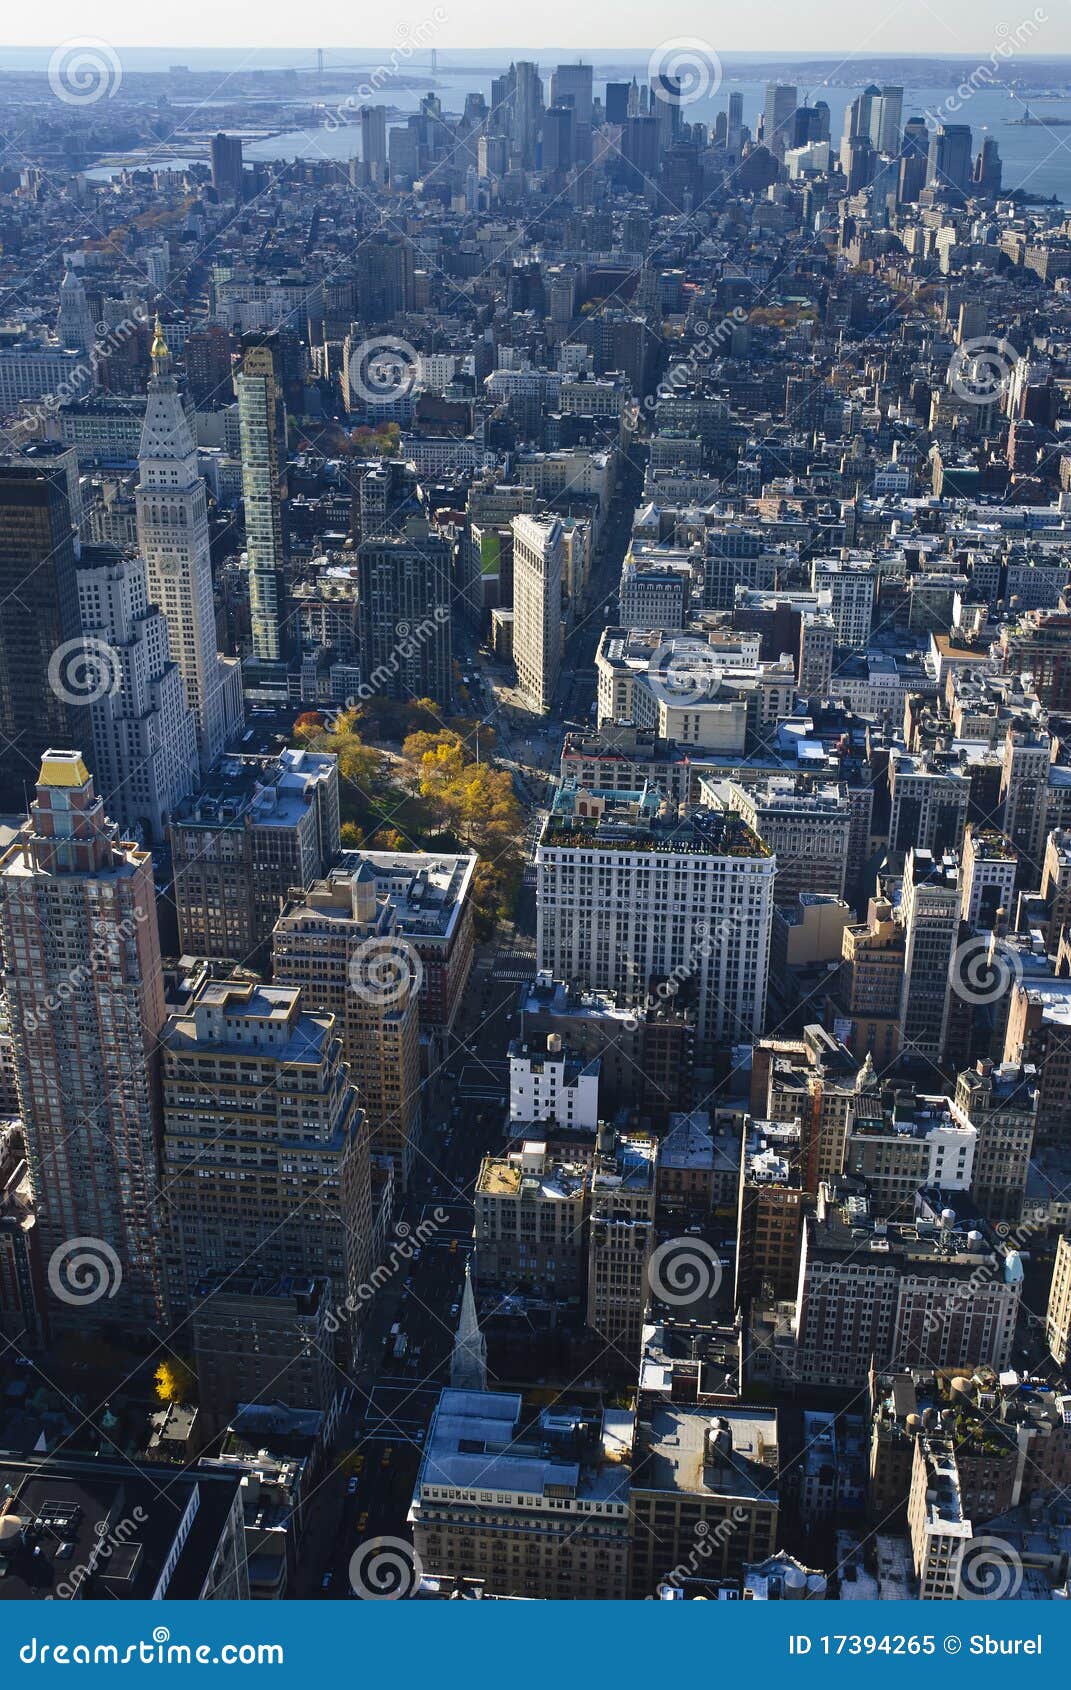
[{"x1": 297, "y1": 456, "x2": 642, "y2": 1594}]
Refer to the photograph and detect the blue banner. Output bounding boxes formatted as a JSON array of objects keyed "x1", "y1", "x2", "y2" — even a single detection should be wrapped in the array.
[{"x1": 0, "y1": 1601, "x2": 1059, "y2": 1685}]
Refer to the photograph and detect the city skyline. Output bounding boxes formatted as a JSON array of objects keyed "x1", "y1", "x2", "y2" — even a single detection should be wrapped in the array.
[{"x1": 3, "y1": 29, "x2": 1071, "y2": 1619}]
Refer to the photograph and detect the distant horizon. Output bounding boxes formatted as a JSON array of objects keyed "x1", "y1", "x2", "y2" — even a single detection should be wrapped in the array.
[
  {"x1": 3, "y1": 46, "x2": 1071, "y2": 61},
  {"x1": 4, "y1": 45, "x2": 1067, "y2": 70}
]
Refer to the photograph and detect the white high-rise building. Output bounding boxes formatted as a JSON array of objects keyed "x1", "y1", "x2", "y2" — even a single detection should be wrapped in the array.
[
  {"x1": 900, "y1": 848, "x2": 960, "y2": 1066},
  {"x1": 135, "y1": 319, "x2": 243, "y2": 771},
  {"x1": 56, "y1": 267, "x2": 95, "y2": 357},
  {"x1": 810, "y1": 559, "x2": 876, "y2": 649},
  {"x1": 512, "y1": 513, "x2": 562, "y2": 713},
  {"x1": 236, "y1": 340, "x2": 285, "y2": 665},
  {"x1": 76, "y1": 547, "x2": 198, "y2": 843},
  {"x1": 871, "y1": 86, "x2": 904, "y2": 157},
  {"x1": 508, "y1": 1035, "x2": 600, "y2": 1127},
  {"x1": 536, "y1": 785, "x2": 776, "y2": 1053}
]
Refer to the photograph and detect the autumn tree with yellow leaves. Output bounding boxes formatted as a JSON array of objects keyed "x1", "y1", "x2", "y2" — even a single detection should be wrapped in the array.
[
  {"x1": 154, "y1": 1357, "x2": 196, "y2": 1404},
  {"x1": 402, "y1": 728, "x2": 524, "y2": 935}
]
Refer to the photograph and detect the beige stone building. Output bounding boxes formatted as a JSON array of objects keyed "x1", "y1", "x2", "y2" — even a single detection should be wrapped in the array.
[
  {"x1": 0, "y1": 753, "x2": 167, "y2": 1330},
  {"x1": 837, "y1": 896, "x2": 904, "y2": 1069},
  {"x1": 587, "y1": 1129, "x2": 657, "y2": 1362},
  {"x1": 954, "y1": 1060, "x2": 1037, "y2": 1223},
  {"x1": 272, "y1": 864, "x2": 421, "y2": 1188},
  {"x1": 475, "y1": 1140, "x2": 588, "y2": 1295},
  {"x1": 1046, "y1": 1234, "x2": 1071, "y2": 1370},
  {"x1": 160, "y1": 977, "x2": 371, "y2": 1341}
]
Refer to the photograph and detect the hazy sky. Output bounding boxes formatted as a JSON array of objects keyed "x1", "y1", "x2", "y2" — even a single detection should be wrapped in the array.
[{"x1": 4, "y1": 0, "x2": 1070, "y2": 56}]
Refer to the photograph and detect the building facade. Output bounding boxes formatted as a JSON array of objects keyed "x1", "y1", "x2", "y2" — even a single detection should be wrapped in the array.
[
  {"x1": 0, "y1": 753, "x2": 167, "y2": 1329},
  {"x1": 160, "y1": 977, "x2": 371, "y2": 1336},
  {"x1": 136, "y1": 323, "x2": 243, "y2": 770}
]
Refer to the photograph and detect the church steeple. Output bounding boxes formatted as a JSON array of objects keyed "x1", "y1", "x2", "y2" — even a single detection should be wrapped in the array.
[{"x1": 450, "y1": 1259, "x2": 487, "y2": 1392}]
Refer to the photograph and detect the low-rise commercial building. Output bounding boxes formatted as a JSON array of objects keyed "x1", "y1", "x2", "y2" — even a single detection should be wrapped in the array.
[{"x1": 410, "y1": 1389, "x2": 633, "y2": 1600}]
